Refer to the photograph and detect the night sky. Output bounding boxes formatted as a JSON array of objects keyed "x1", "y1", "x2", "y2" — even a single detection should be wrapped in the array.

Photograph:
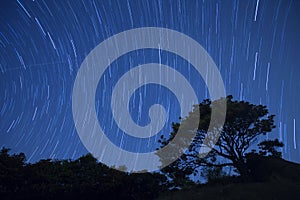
[{"x1": 0, "y1": 0, "x2": 299, "y2": 165}]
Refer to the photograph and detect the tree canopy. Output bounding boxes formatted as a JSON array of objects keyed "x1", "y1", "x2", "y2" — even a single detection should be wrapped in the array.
[
  {"x1": 0, "y1": 96, "x2": 287, "y2": 199},
  {"x1": 159, "y1": 95, "x2": 283, "y2": 182},
  {"x1": 0, "y1": 148, "x2": 167, "y2": 200}
]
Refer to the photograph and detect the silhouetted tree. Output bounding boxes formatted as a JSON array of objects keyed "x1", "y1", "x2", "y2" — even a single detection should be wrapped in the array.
[
  {"x1": 201, "y1": 166, "x2": 226, "y2": 182},
  {"x1": 257, "y1": 138, "x2": 284, "y2": 158},
  {"x1": 0, "y1": 148, "x2": 26, "y2": 195},
  {"x1": 0, "y1": 148, "x2": 168, "y2": 200},
  {"x1": 159, "y1": 96, "x2": 283, "y2": 182}
]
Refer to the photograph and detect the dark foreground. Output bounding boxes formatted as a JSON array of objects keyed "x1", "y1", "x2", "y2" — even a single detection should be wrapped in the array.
[
  {"x1": 1, "y1": 148, "x2": 300, "y2": 200},
  {"x1": 158, "y1": 157, "x2": 300, "y2": 200}
]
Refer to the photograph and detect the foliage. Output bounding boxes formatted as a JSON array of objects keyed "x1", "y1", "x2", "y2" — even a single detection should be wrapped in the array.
[
  {"x1": 0, "y1": 96, "x2": 286, "y2": 198},
  {"x1": 257, "y1": 139, "x2": 284, "y2": 158},
  {"x1": 201, "y1": 166, "x2": 227, "y2": 183},
  {"x1": 159, "y1": 96, "x2": 283, "y2": 183},
  {"x1": 0, "y1": 148, "x2": 167, "y2": 200}
]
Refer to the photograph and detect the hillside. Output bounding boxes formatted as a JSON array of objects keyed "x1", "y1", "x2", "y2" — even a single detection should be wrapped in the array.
[{"x1": 157, "y1": 157, "x2": 300, "y2": 200}]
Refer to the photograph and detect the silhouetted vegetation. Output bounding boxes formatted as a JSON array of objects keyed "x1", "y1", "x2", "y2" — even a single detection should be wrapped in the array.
[
  {"x1": 0, "y1": 148, "x2": 167, "y2": 200},
  {"x1": 1, "y1": 96, "x2": 299, "y2": 199},
  {"x1": 159, "y1": 96, "x2": 284, "y2": 185}
]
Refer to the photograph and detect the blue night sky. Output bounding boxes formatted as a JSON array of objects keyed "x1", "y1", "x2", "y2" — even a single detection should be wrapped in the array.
[{"x1": 0, "y1": 0, "x2": 300, "y2": 164}]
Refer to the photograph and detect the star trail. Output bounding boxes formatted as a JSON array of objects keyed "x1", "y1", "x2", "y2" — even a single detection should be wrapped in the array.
[{"x1": 0, "y1": 0, "x2": 299, "y2": 164}]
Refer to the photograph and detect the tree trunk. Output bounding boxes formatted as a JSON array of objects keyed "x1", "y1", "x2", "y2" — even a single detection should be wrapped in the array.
[{"x1": 234, "y1": 160, "x2": 251, "y2": 181}]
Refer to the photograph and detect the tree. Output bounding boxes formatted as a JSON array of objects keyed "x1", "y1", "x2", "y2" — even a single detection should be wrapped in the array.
[
  {"x1": 257, "y1": 139, "x2": 284, "y2": 158},
  {"x1": 0, "y1": 148, "x2": 168, "y2": 199},
  {"x1": 159, "y1": 96, "x2": 283, "y2": 181},
  {"x1": 201, "y1": 165, "x2": 224, "y2": 181},
  {"x1": 0, "y1": 148, "x2": 26, "y2": 194}
]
